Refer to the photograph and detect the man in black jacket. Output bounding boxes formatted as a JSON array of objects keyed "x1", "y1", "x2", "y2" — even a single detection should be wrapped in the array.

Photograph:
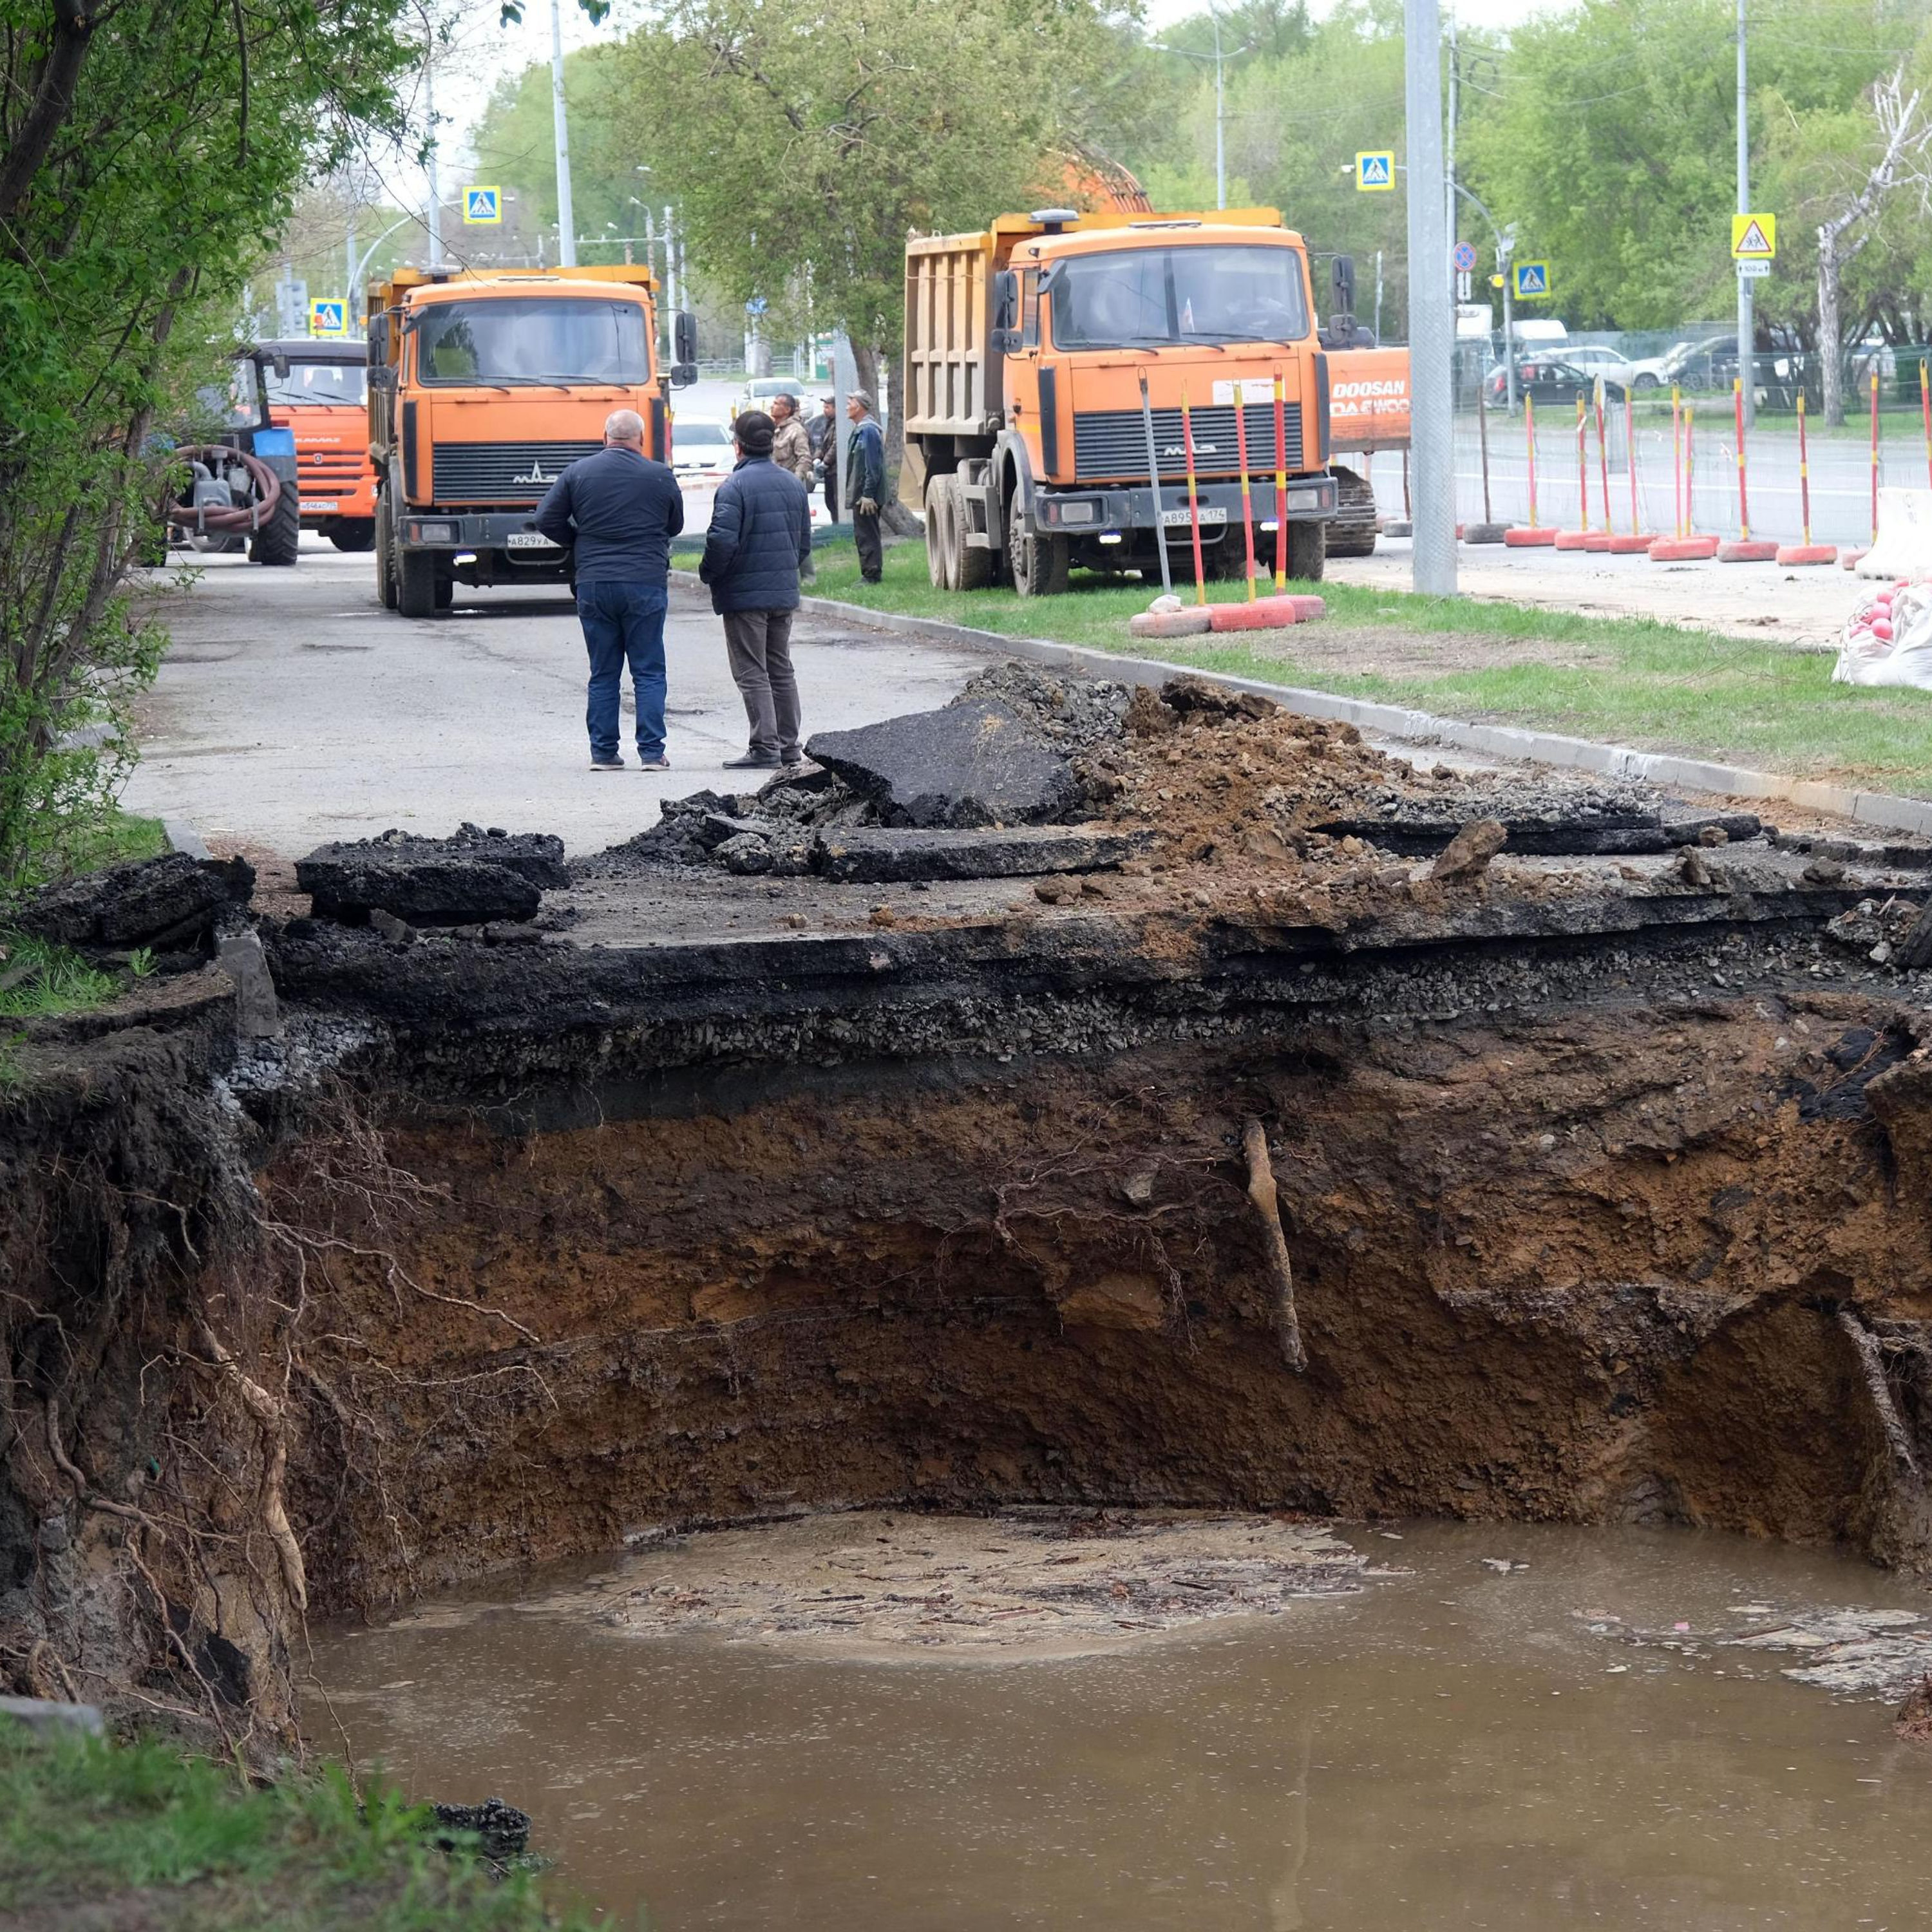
[
  {"x1": 698, "y1": 410, "x2": 812, "y2": 770},
  {"x1": 534, "y1": 408, "x2": 683, "y2": 771}
]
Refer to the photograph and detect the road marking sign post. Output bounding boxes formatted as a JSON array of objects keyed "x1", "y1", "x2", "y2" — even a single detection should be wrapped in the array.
[
  {"x1": 462, "y1": 185, "x2": 502, "y2": 224},
  {"x1": 1356, "y1": 151, "x2": 1395, "y2": 191},
  {"x1": 1512, "y1": 260, "x2": 1551, "y2": 299},
  {"x1": 308, "y1": 298, "x2": 347, "y2": 337}
]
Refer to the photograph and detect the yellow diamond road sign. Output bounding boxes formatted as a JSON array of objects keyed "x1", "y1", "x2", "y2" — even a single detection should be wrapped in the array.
[{"x1": 1732, "y1": 213, "x2": 1776, "y2": 260}]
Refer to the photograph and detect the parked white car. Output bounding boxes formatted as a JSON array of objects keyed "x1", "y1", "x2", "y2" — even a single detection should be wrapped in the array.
[{"x1": 670, "y1": 413, "x2": 824, "y2": 534}]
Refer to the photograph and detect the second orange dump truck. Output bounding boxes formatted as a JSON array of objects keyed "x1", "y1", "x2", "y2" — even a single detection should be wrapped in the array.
[
  {"x1": 905, "y1": 207, "x2": 1348, "y2": 592},
  {"x1": 254, "y1": 337, "x2": 379, "y2": 552}
]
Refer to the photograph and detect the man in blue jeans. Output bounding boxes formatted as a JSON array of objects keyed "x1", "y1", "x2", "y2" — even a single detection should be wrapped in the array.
[{"x1": 535, "y1": 408, "x2": 685, "y2": 770}]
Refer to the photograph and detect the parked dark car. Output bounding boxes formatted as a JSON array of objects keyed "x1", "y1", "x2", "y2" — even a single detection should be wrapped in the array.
[{"x1": 1484, "y1": 356, "x2": 1631, "y2": 410}]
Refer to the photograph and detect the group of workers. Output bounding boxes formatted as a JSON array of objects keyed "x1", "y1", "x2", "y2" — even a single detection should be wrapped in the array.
[{"x1": 532, "y1": 388, "x2": 887, "y2": 775}]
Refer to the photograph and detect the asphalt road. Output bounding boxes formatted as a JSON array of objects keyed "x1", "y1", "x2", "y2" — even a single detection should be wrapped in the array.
[
  {"x1": 125, "y1": 540, "x2": 988, "y2": 858},
  {"x1": 1367, "y1": 411, "x2": 1932, "y2": 549}
]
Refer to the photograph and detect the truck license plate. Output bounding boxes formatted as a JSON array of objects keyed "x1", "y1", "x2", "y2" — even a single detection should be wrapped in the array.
[
  {"x1": 505, "y1": 533, "x2": 559, "y2": 550},
  {"x1": 1162, "y1": 507, "x2": 1227, "y2": 527},
  {"x1": 305, "y1": 500, "x2": 339, "y2": 511}
]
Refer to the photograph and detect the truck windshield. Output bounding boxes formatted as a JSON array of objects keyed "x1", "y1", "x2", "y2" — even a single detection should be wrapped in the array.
[
  {"x1": 1050, "y1": 245, "x2": 1308, "y2": 350},
  {"x1": 413, "y1": 299, "x2": 650, "y2": 385},
  {"x1": 263, "y1": 361, "x2": 366, "y2": 407}
]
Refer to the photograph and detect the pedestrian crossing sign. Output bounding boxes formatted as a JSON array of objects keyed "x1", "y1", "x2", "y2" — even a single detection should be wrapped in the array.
[
  {"x1": 1356, "y1": 151, "x2": 1395, "y2": 192},
  {"x1": 309, "y1": 298, "x2": 348, "y2": 337},
  {"x1": 1731, "y1": 213, "x2": 1776, "y2": 259},
  {"x1": 463, "y1": 185, "x2": 502, "y2": 225},
  {"x1": 1511, "y1": 260, "x2": 1551, "y2": 299}
]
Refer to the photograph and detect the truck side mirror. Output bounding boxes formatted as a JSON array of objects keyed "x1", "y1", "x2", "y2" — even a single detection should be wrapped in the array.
[
  {"x1": 1330, "y1": 255, "x2": 1357, "y2": 339},
  {"x1": 668, "y1": 362, "x2": 698, "y2": 388},
  {"x1": 272, "y1": 352, "x2": 291, "y2": 380},
  {"x1": 992, "y1": 269, "x2": 1020, "y2": 353},
  {"x1": 673, "y1": 310, "x2": 697, "y2": 366},
  {"x1": 366, "y1": 319, "x2": 387, "y2": 367},
  {"x1": 369, "y1": 366, "x2": 397, "y2": 392}
]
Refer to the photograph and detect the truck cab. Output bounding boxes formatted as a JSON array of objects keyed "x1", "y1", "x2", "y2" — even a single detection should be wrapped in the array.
[
  {"x1": 254, "y1": 337, "x2": 377, "y2": 553},
  {"x1": 905, "y1": 208, "x2": 1336, "y2": 594},
  {"x1": 366, "y1": 265, "x2": 696, "y2": 617}
]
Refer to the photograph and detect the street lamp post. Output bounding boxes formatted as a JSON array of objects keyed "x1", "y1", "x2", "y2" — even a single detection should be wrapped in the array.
[
  {"x1": 551, "y1": 0, "x2": 576, "y2": 267},
  {"x1": 1149, "y1": 13, "x2": 1255, "y2": 211}
]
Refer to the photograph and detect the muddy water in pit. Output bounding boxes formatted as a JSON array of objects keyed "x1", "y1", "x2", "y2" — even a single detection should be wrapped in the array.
[{"x1": 308, "y1": 1518, "x2": 1932, "y2": 1931}]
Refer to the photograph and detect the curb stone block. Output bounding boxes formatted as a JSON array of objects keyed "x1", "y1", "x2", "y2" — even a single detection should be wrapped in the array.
[{"x1": 1208, "y1": 598, "x2": 1300, "y2": 632}]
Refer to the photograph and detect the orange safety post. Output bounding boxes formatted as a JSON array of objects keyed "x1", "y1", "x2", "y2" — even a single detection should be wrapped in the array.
[
  {"x1": 1718, "y1": 376, "x2": 1777, "y2": 560},
  {"x1": 1922, "y1": 358, "x2": 1931, "y2": 491},
  {"x1": 1607, "y1": 380, "x2": 1653, "y2": 551},
  {"x1": 1595, "y1": 379, "x2": 1613, "y2": 537},
  {"x1": 1777, "y1": 393, "x2": 1837, "y2": 565},
  {"x1": 1652, "y1": 398, "x2": 1718, "y2": 560},
  {"x1": 1506, "y1": 393, "x2": 1556, "y2": 544},
  {"x1": 1672, "y1": 386, "x2": 1683, "y2": 538},
  {"x1": 1271, "y1": 372, "x2": 1288, "y2": 589},
  {"x1": 1180, "y1": 384, "x2": 1207, "y2": 605},
  {"x1": 1873, "y1": 366, "x2": 1883, "y2": 545},
  {"x1": 1555, "y1": 394, "x2": 1594, "y2": 549},
  {"x1": 1232, "y1": 385, "x2": 1258, "y2": 601}
]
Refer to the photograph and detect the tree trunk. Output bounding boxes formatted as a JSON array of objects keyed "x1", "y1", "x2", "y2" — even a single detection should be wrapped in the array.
[{"x1": 1819, "y1": 226, "x2": 1845, "y2": 427}]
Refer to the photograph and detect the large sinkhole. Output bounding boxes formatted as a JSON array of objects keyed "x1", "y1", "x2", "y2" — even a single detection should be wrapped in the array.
[{"x1": 279, "y1": 997, "x2": 1932, "y2": 1618}]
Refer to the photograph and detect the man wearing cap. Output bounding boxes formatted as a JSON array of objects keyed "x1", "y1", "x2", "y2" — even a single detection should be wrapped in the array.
[
  {"x1": 845, "y1": 389, "x2": 886, "y2": 584},
  {"x1": 699, "y1": 410, "x2": 813, "y2": 770},
  {"x1": 535, "y1": 406, "x2": 684, "y2": 772}
]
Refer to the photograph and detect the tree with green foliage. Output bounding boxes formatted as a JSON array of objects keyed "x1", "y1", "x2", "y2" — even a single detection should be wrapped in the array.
[
  {"x1": 0, "y1": 0, "x2": 418, "y2": 898},
  {"x1": 1455, "y1": 0, "x2": 1916, "y2": 336},
  {"x1": 605, "y1": 0, "x2": 1152, "y2": 500}
]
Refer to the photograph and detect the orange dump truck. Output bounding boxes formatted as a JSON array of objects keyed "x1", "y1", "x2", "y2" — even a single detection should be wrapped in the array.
[
  {"x1": 904, "y1": 207, "x2": 1338, "y2": 592},
  {"x1": 256, "y1": 337, "x2": 378, "y2": 552},
  {"x1": 366, "y1": 265, "x2": 696, "y2": 617}
]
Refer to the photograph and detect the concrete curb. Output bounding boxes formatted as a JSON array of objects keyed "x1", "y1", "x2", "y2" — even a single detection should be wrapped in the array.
[
  {"x1": 676, "y1": 573, "x2": 1932, "y2": 838},
  {"x1": 162, "y1": 819, "x2": 211, "y2": 860}
]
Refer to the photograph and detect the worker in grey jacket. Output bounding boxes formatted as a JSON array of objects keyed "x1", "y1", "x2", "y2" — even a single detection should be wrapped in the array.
[
  {"x1": 698, "y1": 411, "x2": 813, "y2": 769},
  {"x1": 844, "y1": 390, "x2": 886, "y2": 583}
]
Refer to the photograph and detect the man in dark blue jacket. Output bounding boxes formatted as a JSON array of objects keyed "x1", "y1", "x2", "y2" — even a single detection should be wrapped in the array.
[
  {"x1": 699, "y1": 410, "x2": 813, "y2": 769},
  {"x1": 534, "y1": 408, "x2": 684, "y2": 771}
]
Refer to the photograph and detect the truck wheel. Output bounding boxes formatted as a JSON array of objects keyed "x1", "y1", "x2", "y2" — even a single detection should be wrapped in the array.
[
  {"x1": 956, "y1": 521, "x2": 995, "y2": 591},
  {"x1": 1287, "y1": 518, "x2": 1326, "y2": 583},
  {"x1": 375, "y1": 506, "x2": 399, "y2": 609},
  {"x1": 1325, "y1": 467, "x2": 1379, "y2": 558},
  {"x1": 330, "y1": 520, "x2": 376, "y2": 553},
  {"x1": 249, "y1": 473, "x2": 301, "y2": 567},
  {"x1": 1007, "y1": 510, "x2": 1068, "y2": 597},
  {"x1": 397, "y1": 547, "x2": 438, "y2": 618},
  {"x1": 925, "y1": 475, "x2": 959, "y2": 588},
  {"x1": 434, "y1": 573, "x2": 453, "y2": 610}
]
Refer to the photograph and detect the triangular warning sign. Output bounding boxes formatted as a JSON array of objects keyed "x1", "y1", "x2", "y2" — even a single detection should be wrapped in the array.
[{"x1": 1732, "y1": 215, "x2": 1774, "y2": 258}]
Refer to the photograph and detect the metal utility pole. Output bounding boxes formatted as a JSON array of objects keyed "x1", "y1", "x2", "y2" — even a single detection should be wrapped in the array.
[
  {"x1": 663, "y1": 204, "x2": 677, "y2": 312},
  {"x1": 1405, "y1": 0, "x2": 1457, "y2": 594},
  {"x1": 551, "y1": 0, "x2": 577, "y2": 267},
  {"x1": 1212, "y1": 2, "x2": 1226, "y2": 210},
  {"x1": 424, "y1": 38, "x2": 443, "y2": 269},
  {"x1": 1444, "y1": 12, "x2": 1458, "y2": 287},
  {"x1": 1736, "y1": 0, "x2": 1753, "y2": 426}
]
